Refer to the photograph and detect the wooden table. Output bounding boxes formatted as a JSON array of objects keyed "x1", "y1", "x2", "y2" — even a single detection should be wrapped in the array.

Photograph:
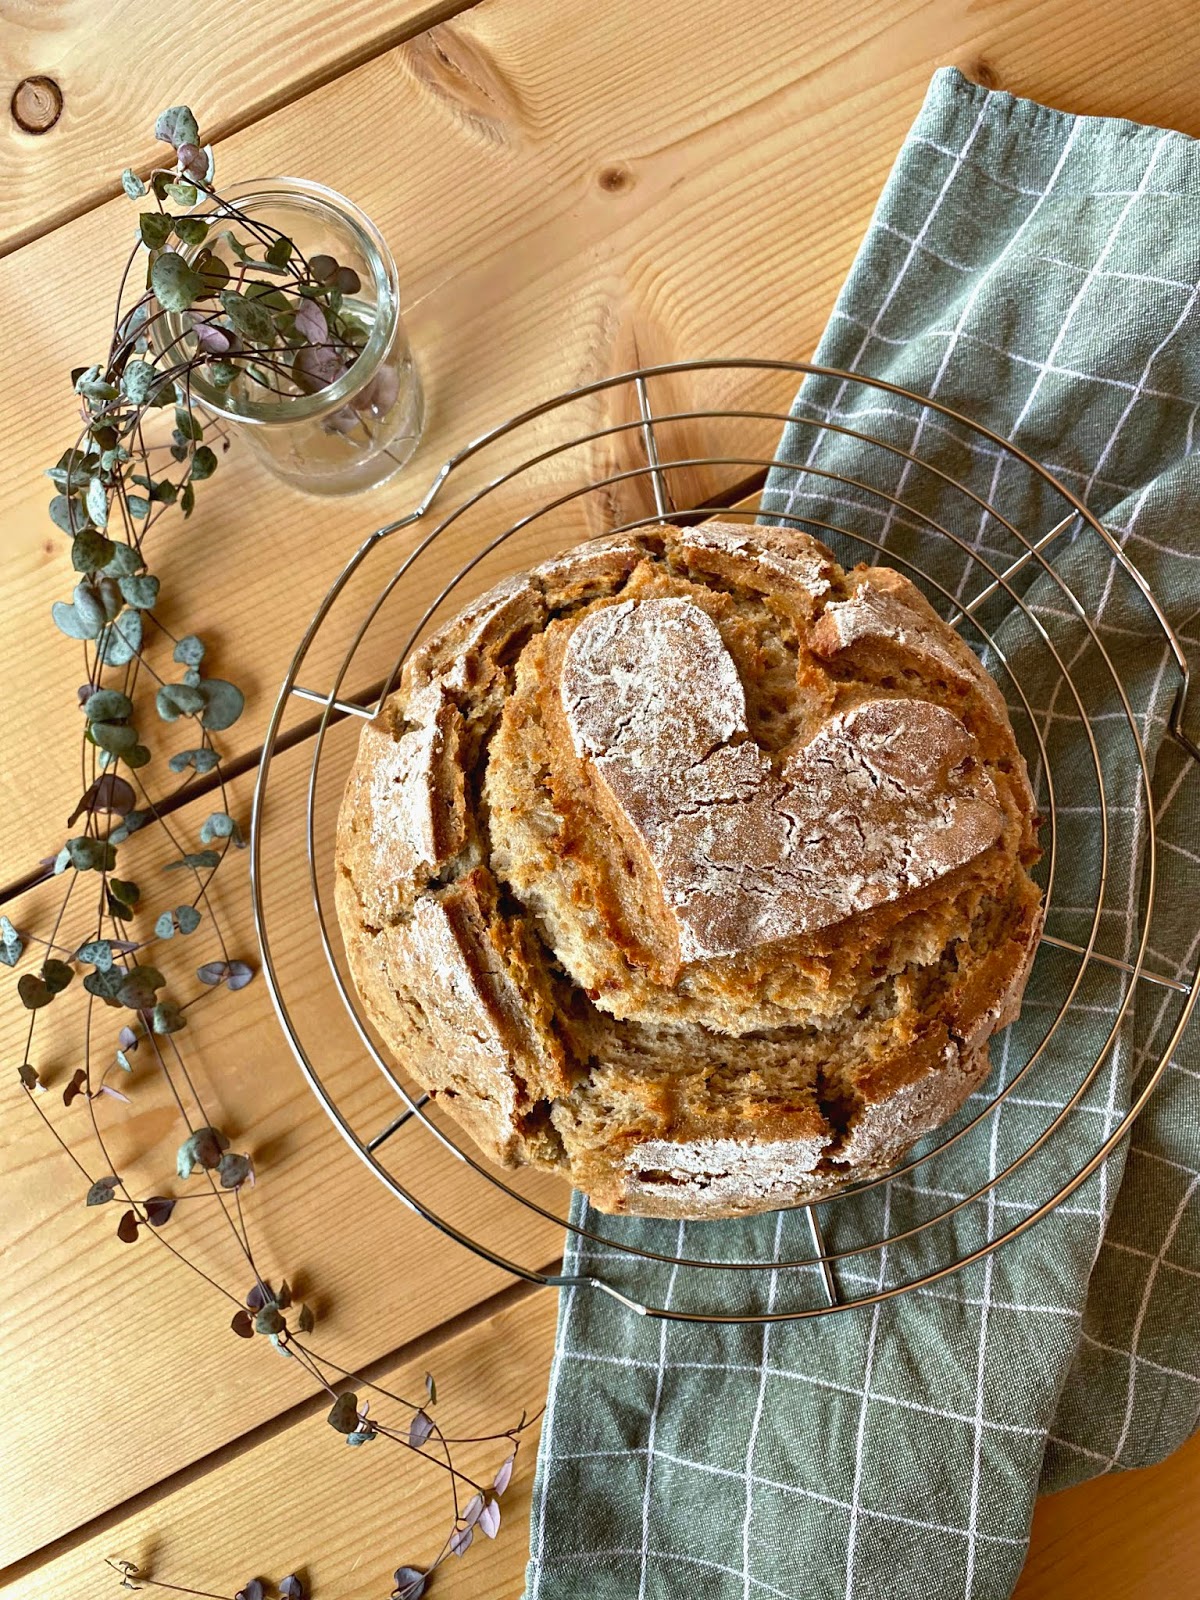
[{"x1": 3, "y1": 2, "x2": 1199, "y2": 1595}]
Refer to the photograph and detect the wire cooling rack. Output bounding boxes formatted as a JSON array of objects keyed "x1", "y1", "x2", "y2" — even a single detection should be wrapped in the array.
[{"x1": 249, "y1": 359, "x2": 1200, "y2": 1324}]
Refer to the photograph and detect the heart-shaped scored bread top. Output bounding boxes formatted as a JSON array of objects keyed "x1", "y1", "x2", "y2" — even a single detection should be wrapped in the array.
[
  {"x1": 336, "y1": 521, "x2": 1043, "y2": 1219},
  {"x1": 560, "y1": 595, "x2": 1005, "y2": 965}
]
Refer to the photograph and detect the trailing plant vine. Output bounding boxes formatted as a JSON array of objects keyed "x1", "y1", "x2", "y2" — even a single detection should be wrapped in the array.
[{"x1": 9, "y1": 106, "x2": 535, "y2": 1600}]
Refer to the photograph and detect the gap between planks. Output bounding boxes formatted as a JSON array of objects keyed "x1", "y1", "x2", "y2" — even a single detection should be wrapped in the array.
[
  {"x1": 0, "y1": 1266, "x2": 560, "y2": 1588},
  {"x1": 0, "y1": 0, "x2": 482, "y2": 261}
]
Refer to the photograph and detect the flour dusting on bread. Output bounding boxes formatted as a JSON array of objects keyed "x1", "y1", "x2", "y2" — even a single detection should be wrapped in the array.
[{"x1": 335, "y1": 521, "x2": 1043, "y2": 1218}]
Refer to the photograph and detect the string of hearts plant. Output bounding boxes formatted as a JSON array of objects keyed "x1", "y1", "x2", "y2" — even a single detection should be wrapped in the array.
[{"x1": 9, "y1": 106, "x2": 535, "y2": 1600}]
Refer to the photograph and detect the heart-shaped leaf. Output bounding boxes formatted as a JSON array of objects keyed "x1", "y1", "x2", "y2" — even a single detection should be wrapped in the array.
[
  {"x1": 154, "y1": 105, "x2": 200, "y2": 149},
  {"x1": 20, "y1": 974, "x2": 58, "y2": 1008},
  {"x1": 197, "y1": 677, "x2": 244, "y2": 731},
  {"x1": 85, "y1": 476, "x2": 109, "y2": 529},
  {"x1": 196, "y1": 959, "x2": 255, "y2": 990},
  {"x1": 84, "y1": 688, "x2": 133, "y2": 723},
  {"x1": 86, "y1": 1176, "x2": 120, "y2": 1206},
  {"x1": 84, "y1": 967, "x2": 125, "y2": 1001},
  {"x1": 68, "y1": 772, "x2": 136, "y2": 824},
  {"x1": 327, "y1": 1391, "x2": 360, "y2": 1434},
  {"x1": 144, "y1": 1195, "x2": 176, "y2": 1227},
  {"x1": 52, "y1": 600, "x2": 99, "y2": 641},
  {"x1": 219, "y1": 289, "x2": 273, "y2": 345},
  {"x1": 49, "y1": 494, "x2": 92, "y2": 535},
  {"x1": 119, "y1": 573, "x2": 160, "y2": 610},
  {"x1": 151, "y1": 251, "x2": 203, "y2": 313},
  {"x1": 117, "y1": 965, "x2": 166, "y2": 1011},
  {"x1": 193, "y1": 320, "x2": 232, "y2": 354},
  {"x1": 0, "y1": 916, "x2": 24, "y2": 967},
  {"x1": 253, "y1": 1302, "x2": 284, "y2": 1335},
  {"x1": 174, "y1": 216, "x2": 209, "y2": 248},
  {"x1": 189, "y1": 444, "x2": 218, "y2": 480},
  {"x1": 121, "y1": 359, "x2": 163, "y2": 405},
  {"x1": 176, "y1": 1125, "x2": 229, "y2": 1177},
  {"x1": 173, "y1": 634, "x2": 205, "y2": 667},
  {"x1": 174, "y1": 405, "x2": 203, "y2": 442},
  {"x1": 96, "y1": 608, "x2": 143, "y2": 667},
  {"x1": 71, "y1": 530, "x2": 116, "y2": 572},
  {"x1": 64, "y1": 836, "x2": 115, "y2": 872},
  {"x1": 168, "y1": 746, "x2": 220, "y2": 774},
  {"x1": 151, "y1": 1000, "x2": 186, "y2": 1034},
  {"x1": 164, "y1": 849, "x2": 220, "y2": 871},
  {"x1": 42, "y1": 959, "x2": 74, "y2": 994},
  {"x1": 89, "y1": 721, "x2": 139, "y2": 755},
  {"x1": 199, "y1": 811, "x2": 235, "y2": 843},
  {"x1": 218, "y1": 1151, "x2": 252, "y2": 1189},
  {"x1": 156, "y1": 682, "x2": 206, "y2": 720}
]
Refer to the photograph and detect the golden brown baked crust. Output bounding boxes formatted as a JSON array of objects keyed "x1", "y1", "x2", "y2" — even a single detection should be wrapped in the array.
[{"x1": 335, "y1": 522, "x2": 1043, "y2": 1218}]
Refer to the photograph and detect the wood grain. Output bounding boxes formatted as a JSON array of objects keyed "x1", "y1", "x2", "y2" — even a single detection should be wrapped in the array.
[
  {"x1": 0, "y1": 0, "x2": 473, "y2": 255},
  {"x1": 12, "y1": 0, "x2": 1200, "y2": 888},
  {"x1": 2, "y1": 1282, "x2": 1197, "y2": 1600},
  {"x1": 1021, "y1": 1431, "x2": 1200, "y2": 1597},
  {"x1": 0, "y1": 1287, "x2": 558, "y2": 1600},
  {"x1": 6, "y1": 0, "x2": 1200, "y2": 1593},
  {"x1": 0, "y1": 738, "x2": 565, "y2": 1564}
]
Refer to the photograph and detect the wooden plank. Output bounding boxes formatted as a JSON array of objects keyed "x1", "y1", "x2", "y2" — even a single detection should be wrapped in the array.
[
  {"x1": 0, "y1": 0, "x2": 474, "y2": 255},
  {"x1": 1020, "y1": 1431, "x2": 1200, "y2": 1596},
  {"x1": 5, "y1": 1281, "x2": 1198, "y2": 1600},
  {"x1": 0, "y1": 736, "x2": 566, "y2": 1564},
  {"x1": 14, "y1": 0, "x2": 1200, "y2": 886},
  {"x1": 1, "y1": 1287, "x2": 558, "y2": 1600},
  {"x1": 7, "y1": 0, "x2": 1200, "y2": 1585},
  {"x1": 1, "y1": 472, "x2": 794, "y2": 1556},
  {"x1": 0, "y1": 0, "x2": 825, "y2": 889}
]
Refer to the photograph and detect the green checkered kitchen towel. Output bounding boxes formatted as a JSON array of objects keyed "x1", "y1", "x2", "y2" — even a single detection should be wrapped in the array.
[{"x1": 524, "y1": 68, "x2": 1200, "y2": 1600}]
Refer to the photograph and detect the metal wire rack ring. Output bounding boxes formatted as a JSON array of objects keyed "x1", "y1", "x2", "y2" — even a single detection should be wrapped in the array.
[{"x1": 250, "y1": 359, "x2": 1200, "y2": 1324}]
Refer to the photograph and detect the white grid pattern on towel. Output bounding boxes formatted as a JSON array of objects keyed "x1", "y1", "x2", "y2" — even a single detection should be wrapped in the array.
[{"x1": 526, "y1": 74, "x2": 1200, "y2": 1600}]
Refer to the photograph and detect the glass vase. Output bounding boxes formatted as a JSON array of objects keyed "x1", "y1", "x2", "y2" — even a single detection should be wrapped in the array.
[{"x1": 161, "y1": 178, "x2": 424, "y2": 496}]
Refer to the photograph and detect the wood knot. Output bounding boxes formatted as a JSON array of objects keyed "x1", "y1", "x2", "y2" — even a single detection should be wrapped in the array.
[
  {"x1": 11, "y1": 75, "x2": 63, "y2": 134},
  {"x1": 969, "y1": 59, "x2": 1000, "y2": 90},
  {"x1": 598, "y1": 163, "x2": 633, "y2": 194}
]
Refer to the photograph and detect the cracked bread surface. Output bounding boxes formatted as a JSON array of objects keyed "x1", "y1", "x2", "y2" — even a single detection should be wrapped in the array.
[{"x1": 335, "y1": 521, "x2": 1043, "y2": 1218}]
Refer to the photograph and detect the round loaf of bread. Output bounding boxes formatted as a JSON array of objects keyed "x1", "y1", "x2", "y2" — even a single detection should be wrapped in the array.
[{"x1": 335, "y1": 522, "x2": 1043, "y2": 1219}]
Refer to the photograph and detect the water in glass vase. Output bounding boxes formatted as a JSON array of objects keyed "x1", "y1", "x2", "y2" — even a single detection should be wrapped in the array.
[
  {"x1": 160, "y1": 178, "x2": 425, "y2": 497},
  {"x1": 216, "y1": 297, "x2": 426, "y2": 495}
]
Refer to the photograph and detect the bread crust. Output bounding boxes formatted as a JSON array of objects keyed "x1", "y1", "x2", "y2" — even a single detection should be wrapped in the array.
[{"x1": 335, "y1": 523, "x2": 1043, "y2": 1218}]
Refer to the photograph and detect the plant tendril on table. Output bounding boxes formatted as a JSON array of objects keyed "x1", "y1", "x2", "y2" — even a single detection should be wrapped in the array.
[{"x1": 9, "y1": 105, "x2": 536, "y2": 1600}]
